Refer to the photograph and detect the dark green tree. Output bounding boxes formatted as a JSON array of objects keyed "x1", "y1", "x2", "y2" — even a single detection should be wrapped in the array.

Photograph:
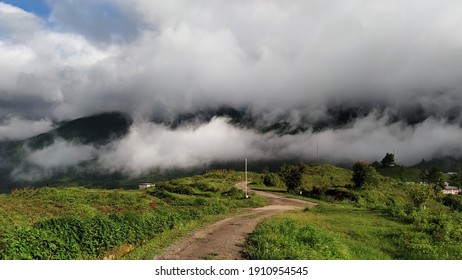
[
  {"x1": 371, "y1": 161, "x2": 381, "y2": 169},
  {"x1": 420, "y1": 167, "x2": 443, "y2": 184},
  {"x1": 352, "y1": 161, "x2": 380, "y2": 189},
  {"x1": 262, "y1": 172, "x2": 279, "y2": 187},
  {"x1": 380, "y1": 153, "x2": 396, "y2": 167},
  {"x1": 419, "y1": 169, "x2": 429, "y2": 183},
  {"x1": 279, "y1": 163, "x2": 306, "y2": 193},
  {"x1": 449, "y1": 170, "x2": 462, "y2": 187}
]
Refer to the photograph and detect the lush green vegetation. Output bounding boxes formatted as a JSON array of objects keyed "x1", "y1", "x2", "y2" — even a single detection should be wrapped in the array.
[
  {"x1": 245, "y1": 214, "x2": 351, "y2": 259},
  {"x1": 0, "y1": 170, "x2": 266, "y2": 260},
  {"x1": 375, "y1": 166, "x2": 421, "y2": 182},
  {"x1": 3, "y1": 159, "x2": 462, "y2": 260},
  {"x1": 245, "y1": 163, "x2": 462, "y2": 260}
]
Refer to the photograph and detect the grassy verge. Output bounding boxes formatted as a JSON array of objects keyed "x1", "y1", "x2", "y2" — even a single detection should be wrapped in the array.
[
  {"x1": 245, "y1": 196, "x2": 462, "y2": 259},
  {"x1": 244, "y1": 203, "x2": 405, "y2": 259}
]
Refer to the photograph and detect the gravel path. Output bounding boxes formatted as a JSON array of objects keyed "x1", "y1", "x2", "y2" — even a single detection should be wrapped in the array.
[{"x1": 154, "y1": 183, "x2": 316, "y2": 260}]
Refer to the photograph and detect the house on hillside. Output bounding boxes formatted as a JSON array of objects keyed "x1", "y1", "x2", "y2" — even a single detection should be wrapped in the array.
[
  {"x1": 139, "y1": 183, "x2": 154, "y2": 190},
  {"x1": 442, "y1": 182, "x2": 459, "y2": 195}
]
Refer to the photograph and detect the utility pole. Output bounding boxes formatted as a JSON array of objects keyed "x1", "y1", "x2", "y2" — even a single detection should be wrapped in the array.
[
  {"x1": 317, "y1": 135, "x2": 319, "y2": 165},
  {"x1": 245, "y1": 158, "x2": 248, "y2": 199}
]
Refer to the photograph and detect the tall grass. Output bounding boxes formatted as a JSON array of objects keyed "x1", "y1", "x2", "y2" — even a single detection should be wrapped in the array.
[{"x1": 245, "y1": 217, "x2": 351, "y2": 260}]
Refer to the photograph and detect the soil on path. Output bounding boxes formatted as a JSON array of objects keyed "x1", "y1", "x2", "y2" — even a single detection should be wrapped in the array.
[{"x1": 154, "y1": 183, "x2": 317, "y2": 260}]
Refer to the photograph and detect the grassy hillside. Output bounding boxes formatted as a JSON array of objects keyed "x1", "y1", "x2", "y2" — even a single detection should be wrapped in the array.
[
  {"x1": 300, "y1": 164, "x2": 352, "y2": 189},
  {"x1": 376, "y1": 166, "x2": 421, "y2": 182},
  {"x1": 245, "y1": 168, "x2": 462, "y2": 260},
  {"x1": 0, "y1": 170, "x2": 266, "y2": 260}
]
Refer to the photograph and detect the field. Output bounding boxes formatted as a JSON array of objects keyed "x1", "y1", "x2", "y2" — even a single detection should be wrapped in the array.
[
  {"x1": 245, "y1": 165, "x2": 462, "y2": 259},
  {"x1": 2, "y1": 163, "x2": 462, "y2": 260},
  {"x1": 0, "y1": 170, "x2": 266, "y2": 259}
]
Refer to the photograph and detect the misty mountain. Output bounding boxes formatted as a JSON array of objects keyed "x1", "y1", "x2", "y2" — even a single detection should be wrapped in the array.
[
  {"x1": 2, "y1": 106, "x2": 462, "y2": 194},
  {"x1": 413, "y1": 157, "x2": 462, "y2": 173},
  {"x1": 0, "y1": 112, "x2": 132, "y2": 192},
  {"x1": 29, "y1": 112, "x2": 132, "y2": 148}
]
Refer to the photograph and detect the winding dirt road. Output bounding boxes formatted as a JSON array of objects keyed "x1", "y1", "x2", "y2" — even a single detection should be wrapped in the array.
[{"x1": 154, "y1": 183, "x2": 316, "y2": 260}]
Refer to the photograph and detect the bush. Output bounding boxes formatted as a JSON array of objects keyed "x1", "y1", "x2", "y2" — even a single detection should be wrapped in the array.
[
  {"x1": 324, "y1": 187, "x2": 357, "y2": 201},
  {"x1": 156, "y1": 182, "x2": 195, "y2": 195},
  {"x1": 279, "y1": 164, "x2": 306, "y2": 193},
  {"x1": 352, "y1": 161, "x2": 380, "y2": 189},
  {"x1": 262, "y1": 173, "x2": 279, "y2": 187},
  {"x1": 190, "y1": 182, "x2": 219, "y2": 192},
  {"x1": 0, "y1": 210, "x2": 188, "y2": 260},
  {"x1": 221, "y1": 187, "x2": 243, "y2": 198},
  {"x1": 442, "y1": 195, "x2": 462, "y2": 212}
]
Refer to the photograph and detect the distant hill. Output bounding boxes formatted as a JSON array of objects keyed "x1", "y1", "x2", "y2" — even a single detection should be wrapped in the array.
[
  {"x1": 413, "y1": 156, "x2": 462, "y2": 172},
  {"x1": 2, "y1": 108, "x2": 462, "y2": 193},
  {"x1": 26, "y1": 112, "x2": 132, "y2": 149},
  {"x1": 0, "y1": 112, "x2": 132, "y2": 193}
]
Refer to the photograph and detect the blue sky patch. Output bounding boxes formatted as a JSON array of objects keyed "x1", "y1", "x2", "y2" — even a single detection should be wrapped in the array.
[{"x1": 2, "y1": 0, "x2": 51, "y2": 18}]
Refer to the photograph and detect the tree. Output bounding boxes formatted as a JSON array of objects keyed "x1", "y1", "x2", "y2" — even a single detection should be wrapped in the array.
[
  {"x1": 449, "y1": 170, "x2": 462, "y2": 187},
  {"x1": 420, "y1": 167, "x2": 443, "y2": 185},
  {"x1": 352, "y1": 161, "x2": 380, "y2": 189},
  {"x1": 279, "y1": 163, "x2": 306, "y2": 193},
  {"x1": 262, "y1": 172, "x2": 279, "y2": 187},
  {"x1": 380, "y1": 153, "x2": 396, "y2": 167},
  {"x1": 407, "y1": 183, "x2": 434, "y2": 209}
]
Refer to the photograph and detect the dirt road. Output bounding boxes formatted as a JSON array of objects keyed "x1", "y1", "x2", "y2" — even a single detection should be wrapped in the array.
[{"x1": 154, "y1": 183, "x2": 316, "y2": 260}]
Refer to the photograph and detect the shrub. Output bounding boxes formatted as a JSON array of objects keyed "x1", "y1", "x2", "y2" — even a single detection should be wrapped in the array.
[
  {"x1": 279, "y1": 164, "x2": 306, "y2": 193},
  {"x1": 442, "y1": 195, "x2": 462, "y2": 212},
  {"x1": 352, "y1": 161, "x2": 380, "y2": 189},
  {"x1": 262, "y1": 172, "x2": 279, "y2": 187},
  {"x1": 324, "y1": 187, "x2": 357, "y2": 201},
  {"x1": 221, "y1": 187, "x2": 243, "y2": 198},
  {"x1": 190, "y1": 182, "x2": 219, "y2": 192}
]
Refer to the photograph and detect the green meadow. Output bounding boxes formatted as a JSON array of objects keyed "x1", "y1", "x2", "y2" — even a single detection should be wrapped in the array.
[
  {"x1": 2, "y1": 163, "x2": 462, "y2": 260},
  {"x1": 0, "y1": 170, "x2": 266, "y2": 259}
]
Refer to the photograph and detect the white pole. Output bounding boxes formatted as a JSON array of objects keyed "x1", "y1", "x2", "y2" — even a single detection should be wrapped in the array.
[
  {"x1": 317, "y1": 135, "x2": 319, "y2": 165},
  {"x1": 245, "y1": 158, "x2": 248, "y2": 198}
]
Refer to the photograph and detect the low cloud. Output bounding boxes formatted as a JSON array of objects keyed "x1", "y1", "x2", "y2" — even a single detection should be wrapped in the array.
[
  {"x1": 26, "y1": 139, "x2": 98, "y2": 169},
  {"x1": 96, "y1": 116, "x2": 462, "y2": 176},
  {"x1": 0, "y1": 117, "x2": 52, "y2": 140},
  {"x1": 11, "y1": 138, "x2": 98, "y2": 181},
  {"x1": 9, "y1": 114, "x2": 462, "y2": 181},
  {"x1": 97, "y1": 117, "x2": 260, "y2": 175},
  {"x1": 2, "y1": 1, "x2": 462, "y2": 178}
]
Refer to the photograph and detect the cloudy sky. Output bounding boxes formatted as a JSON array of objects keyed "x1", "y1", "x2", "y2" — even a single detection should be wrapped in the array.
[{"x1": 2, "y1": 0, "x2": 462, "y2": 177}]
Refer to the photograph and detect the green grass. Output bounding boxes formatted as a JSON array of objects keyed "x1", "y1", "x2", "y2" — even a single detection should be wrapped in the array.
[
  {"x1": 300, "y1": 164, "x2": 352, "y2": 190},
  {"x1": 245, "y1": 212, "x2": 352, "y2": 260},
  {"x1": 245, "y1": 203, "x2": 405, "y2": 259},
  {"x1": 0, "y1": 170, "x2": 267, "y2": 260},
  {"x1": 245, "y1": 178, "x2": 462, "y2": 260},
  {"x1": 376, "y1": 166, "x2": 421, "y2": 182}
]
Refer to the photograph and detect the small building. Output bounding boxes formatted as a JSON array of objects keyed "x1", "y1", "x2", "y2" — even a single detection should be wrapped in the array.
[
  {"x1": 442, "y1": 182, "x2": 459, "y2": 195},
  {"x1": 139, "y1": 183, "x2": 154, "y2": 190}
]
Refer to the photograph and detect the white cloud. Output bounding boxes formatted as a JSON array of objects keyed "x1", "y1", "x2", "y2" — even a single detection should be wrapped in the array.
[
  {"x1": 26, "y1": 139, "x2": 98, "y2": 169},
  {"x1": 96, "y1": 116, "x2": 462, "y2": 175},
  {"x1": 0, "y1": 117, "x2": 52, "y2": 140},
  {"x1": 98, "y1": 117, "x2": 260, "y2": 174},
  {"x1": 2, "y1": 0, "x2": 462, "y2": 171}
]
